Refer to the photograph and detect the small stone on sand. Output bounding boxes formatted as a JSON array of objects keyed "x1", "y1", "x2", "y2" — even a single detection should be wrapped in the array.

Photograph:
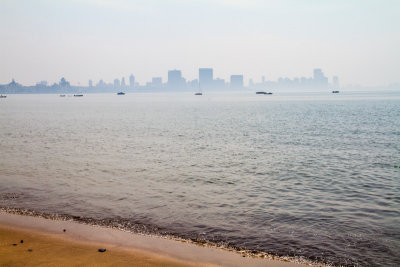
[
  {"x1": 20, "y1": 240, "x2": 24, "y2": 243},
  {"x1": 98, "y1": 248, "x2": 107, "y2": 253},
  {"x1": 63, "y1": 229, "x2": 66, "y2": 232},
  {"x1": 28, "y1": 249, "x2": 33, "y2": 252},
  {"x1": 12, "y1": 243, "x2": 17, "y2": 246}
]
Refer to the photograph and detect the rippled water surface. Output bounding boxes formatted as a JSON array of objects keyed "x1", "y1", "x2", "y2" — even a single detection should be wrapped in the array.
[{"x1": 1, "y1": 91, "x2": 399, "y2": 266}]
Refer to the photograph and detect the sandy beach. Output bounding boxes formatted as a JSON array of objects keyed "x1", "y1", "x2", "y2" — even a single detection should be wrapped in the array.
[{"x1": 0, "y1": 211, "x2": 311, "y2": 267}]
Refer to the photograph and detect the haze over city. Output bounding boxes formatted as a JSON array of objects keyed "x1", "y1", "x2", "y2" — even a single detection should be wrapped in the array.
[{"x1": 1, "y1": 0, "x2": 399, "y2": 87}]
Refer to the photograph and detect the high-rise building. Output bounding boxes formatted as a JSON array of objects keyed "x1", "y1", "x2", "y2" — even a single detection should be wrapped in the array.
[
  {"x1": 114, "y1": 78, "x2": 120, "y2": 88},
  {"x1": 168, "y1": 70, "x2": 184, "y2": 89},
  {"x1": 313, "y1": 68, "x2": 328, "y2": 88},
  {"x1": 230, "y1": 75, "x2": 243, "y2": 89},
  {"x1": 332, "y1": 76, "x2": 339, "y2": 89},
  {"x1": 121, "y1": 77, "x2": 126, "y2": 87},
  {"x1": 199, "y1": 68, "x2": 213, "y2": 89},
  {"x1": 88, "y1": 80, "x2": 93, "y2": 87},
  {"x1": 129, "y1": 74, "x2": 135, "y2": 88}
]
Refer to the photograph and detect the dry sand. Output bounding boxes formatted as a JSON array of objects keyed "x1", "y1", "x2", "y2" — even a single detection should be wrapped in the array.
[{"x1": 0, "y1": 211, "x2": 310, "y2": 267}]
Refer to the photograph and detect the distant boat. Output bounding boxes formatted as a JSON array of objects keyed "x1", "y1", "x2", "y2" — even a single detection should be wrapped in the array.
[
  {"x1": 0, "y1": 95, "x2": 6, "y2": 98},
  {"x1": 59, "y1": 94, "x2": 66, "y2": 97},
  {"x1": 194, "y1": 92, "x2": 202, "y2": 95},
  {"x1": 117, "y1": 92, "x2": 125, "y2": 95},
  {"x1": 332, "y1": 90, "x2": 340, "y2": 93},
  {"x1": 256, "y1": 91, "x2": 273, "y2": 95},
  {"x1": 73, "y1": 94, "x2": 84, "y2": 97}
]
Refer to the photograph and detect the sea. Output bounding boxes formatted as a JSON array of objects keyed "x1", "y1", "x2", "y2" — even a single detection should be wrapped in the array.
[{"x1": 0, "y1": 90, "x2": 399, "y2": 266}]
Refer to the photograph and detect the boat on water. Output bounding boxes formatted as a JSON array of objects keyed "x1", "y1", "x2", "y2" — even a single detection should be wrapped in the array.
[
  {"x1": 194, "y1": 92, "x2": 202, "y2": 95},
  {"x1": 256, "y1": 91, "x2": 273, "y2": 95},
  {"x1": 73, "y1": 94, "x2": 84, "y2": 97},
  {"x1": 117, "y1": 92, "x2": 125, "y2": 95},
  {"x1": 0, "y1": 95, "x2": 7, "y2": 98},
  {"x1": 59, "y1": 94, "x2": 66, "y2": 97},
  {"x1": 332, "y1": 90, "x2": 340, "y2": 93}
]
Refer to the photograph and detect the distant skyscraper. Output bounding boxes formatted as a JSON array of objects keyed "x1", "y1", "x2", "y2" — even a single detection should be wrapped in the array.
[
  {"x1": 129, "y1": 74, "x2": 135, "y2": 88},
  {"x1": 332, "y1": 76, "x2": 339, "y2": 89},
  {"x1": 199, "y1": 68, "x2": 213, "y2": 89},
  {"x1": 168, "y1": 70, "x2": 184, "y2": 89},
  {"x1": 313, "y1": 68, "x2": 328, "y2": 88},
  {"x1": 114, "y1": 78, "x2": 120, "y2": 88},
  {"x1": 230, "y1": 75, "x2": 243, "y2": 89},
  {"x1": 121, "y1": 77, "x2": 126, "y2": 87},
  {"x1": 89, "y1": 80, "x2": 93, "y2": 87}
]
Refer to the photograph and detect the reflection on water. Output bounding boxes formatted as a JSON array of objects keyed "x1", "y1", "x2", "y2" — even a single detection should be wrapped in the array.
[{"x1": 0, "y1": 91, "x2": 399, "y2": 266}]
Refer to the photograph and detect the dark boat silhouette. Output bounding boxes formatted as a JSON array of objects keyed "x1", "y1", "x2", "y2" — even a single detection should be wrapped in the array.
[
  {"x1": 194, "y1": 92, "x2": 202, "y2": 95},
  {"x1": 73, "y1": 94, "x2": 83, "y2": 97},
  {"x1": 117, "y1": 92, "x2": 125, "y2": 95},
  {"x1": 332, "y1": 90, "x2": 339, "y2": 93},
  {"x1": 0, "y1": 95, "x2": 7, "y2": 98},
  {"x1": 256, "y1": 91, "x2": 273, "y2": 95}
]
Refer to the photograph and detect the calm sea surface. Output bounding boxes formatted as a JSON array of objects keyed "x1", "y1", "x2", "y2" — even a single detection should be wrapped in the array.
[{"x1": 0, "y1": 91, "x2": 399, "y2": 266}]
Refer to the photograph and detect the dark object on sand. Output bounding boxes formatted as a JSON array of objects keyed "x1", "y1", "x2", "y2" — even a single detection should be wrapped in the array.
[
  {"x1": 63, "y1": 229, "x2": 66, "y2": 232},
  {"x1": 98, "y1": 248, "x2": 107, "y2": 253},
  {"x1": 20, "y1": 240, "x2": 24, "y2": 243},
  {"x1": 12, "y1": 243, "x2": 17, "y2": 246},
  {"x1": 28, "y1": 249, "x2": 33, "y2": 252}
]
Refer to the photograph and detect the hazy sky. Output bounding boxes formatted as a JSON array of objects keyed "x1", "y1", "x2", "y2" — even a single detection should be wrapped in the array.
[{"x1": 1, "y1": 0, "x2": 399, "y2": 86}]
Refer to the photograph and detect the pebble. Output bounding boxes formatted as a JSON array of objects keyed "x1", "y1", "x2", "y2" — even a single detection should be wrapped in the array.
[
  {"x1": 98, "y1": 248, "x2": 107, "y2": 253},
  {"x1": 28, "y1": 249, "x2": 33, "y2": 252},
  {"x1": 12, "y1": 244, "x2": 17, "y2": 246},
  {"x1": 20, "y1": 240, "x2": 24, "y2": 243},
  {"x1": 63, "y1": 229, "x2": 66, "y2": 232}
]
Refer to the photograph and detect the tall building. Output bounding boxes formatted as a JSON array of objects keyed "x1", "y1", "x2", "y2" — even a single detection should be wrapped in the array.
[
  {"x1": 121, "y1": 77, "x2": 126, "y2": 87},
  {"x1": 88, "y1": 80, "x2": 93, "y2": 87},
  {"x1": 199, "y1": 68, "x2": 213, "y2": 89},
  {"x1": 168, "y1": 70, "x2": 184, "y2": 89},
  {"x1": 114, "y1": 78, "x2": 120, "y2": 88},
  {"x1": 332, "y1": 76, "x2": 339, "y2": 89},
  {"x1": 129, "y1": 74, "x2": 135, "y2": 88},
  {"x1": 230, "y1": 75, "x2": 243, "y2": 89},
  {"x1": 313, "y1": 68, "x2": 328, "y2": 88}
]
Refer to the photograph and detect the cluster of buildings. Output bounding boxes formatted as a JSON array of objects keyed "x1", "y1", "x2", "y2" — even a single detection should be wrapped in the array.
[
  {"x1": 0, "y1": 68, "x2": 339, "y2": 94},
  {"x1": 88, "y1": 68, "x2": 246, "y2": 92},
  {"x1": 89, "y1": 68, "x2": 339, "y2": 91}
]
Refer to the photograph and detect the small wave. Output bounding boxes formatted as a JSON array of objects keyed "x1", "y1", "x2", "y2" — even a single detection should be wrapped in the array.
[{"x1": 0, "y1": 207, "x2": 324, "y2": 266}]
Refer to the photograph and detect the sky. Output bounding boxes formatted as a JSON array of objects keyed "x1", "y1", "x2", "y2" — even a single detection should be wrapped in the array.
[{"x1": 0, "y1": 0, "x2": 399, "y2": 86}]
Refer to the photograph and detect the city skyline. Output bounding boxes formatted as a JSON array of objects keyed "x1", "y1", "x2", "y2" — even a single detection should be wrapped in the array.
[
  {"x1": 1, "y1": 1, "x2": 399, "y2": 86},
  {"x1": 1, "y1": 67, "x2": 340, "y2": 92}
]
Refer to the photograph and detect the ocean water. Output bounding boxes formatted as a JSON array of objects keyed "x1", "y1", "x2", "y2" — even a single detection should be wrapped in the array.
[{"x1": 0, "y1": 91, "x2": 399, "y2": 266}]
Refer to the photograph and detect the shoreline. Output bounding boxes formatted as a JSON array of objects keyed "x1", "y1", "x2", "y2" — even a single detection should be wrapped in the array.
[{"x1": 0, "y1": 210, "x2": 313, "y2": 267}]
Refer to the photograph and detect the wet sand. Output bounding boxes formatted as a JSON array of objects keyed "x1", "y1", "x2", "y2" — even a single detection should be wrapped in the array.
[{"x1": 0, "y1": 211, "x2": 310, "y2": 267}]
